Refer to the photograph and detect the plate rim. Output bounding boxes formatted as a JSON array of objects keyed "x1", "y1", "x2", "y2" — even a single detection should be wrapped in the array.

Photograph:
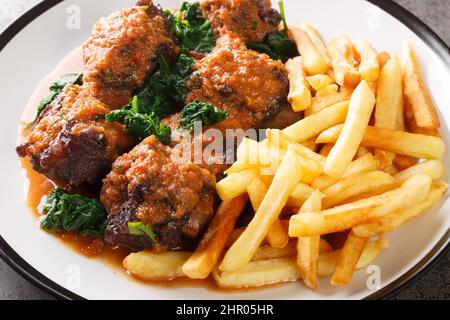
[{"x1": 0, "y1": 0, "x2": 449, "y2": 300}]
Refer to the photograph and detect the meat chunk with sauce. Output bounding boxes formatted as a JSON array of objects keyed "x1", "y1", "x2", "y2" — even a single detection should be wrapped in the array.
[
  {"x1": 16, "y1": 84, "x2": 132, "y2": 186},
  {"x1": 199, "y1": 0, "x2": 281, "y2": 42},
  {"x1": 102, "y1": 136, "x2": 216, "y2": 250},
  {"x1": 82, "y1": 4, "x2": 179, "y2": 108},
  {"x1": 101, "y1": 35, "x2": 289, "y2": 250},
  {"x1": 185, "y1": 34, "x2": 289, "y2": 133}
]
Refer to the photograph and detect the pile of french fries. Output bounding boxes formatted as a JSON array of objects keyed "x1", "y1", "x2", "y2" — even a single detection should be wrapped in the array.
[{"x1": 123, "y1": 22, "x2": 448, "y2": 292}]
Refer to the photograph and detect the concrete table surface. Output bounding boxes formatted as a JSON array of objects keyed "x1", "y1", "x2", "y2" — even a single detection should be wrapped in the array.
[{"x1": 0, "y1": 0, "x2": 449, "y2": 300}]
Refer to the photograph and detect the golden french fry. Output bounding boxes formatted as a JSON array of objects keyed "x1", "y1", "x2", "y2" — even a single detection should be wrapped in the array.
[
  {"x1": 307, "y1": 93, "x2": 350, "y2": 116},
  {"x1": 406, "y1": 115, "x2": 441, "y2": 137},
  {"x1": 220, "y1": 146, "x2": 302, "y2": 271},
  {"x1": 324, "y1": 81, "x2": 376, "y2": 177},
  {"x1": 237, "y1": 138, "x2": 284, "y2": 167},
  {"x1": 300, "y1": 21, "x2": 332, "y2": 67},
  {"x1": 328, "y1": 35, "x2": 361, "y2": 87},
  {"x1": 317, "y1": 84, "x2": 339, "y2": 95},
  {"x1": 331, "y1": 231, "x2": 368, "y2": 286},
  {"x1": 320, "y1": 144, "x2": 334, "y2": 157},
  {"x1": 224, "y1": 161, "x2": 257, "y2": 174},
  {"x1": 216, "y1": 168, "x2": 258, "y2": 200},
  {"x1": 373, "y1": 182, "x2": 448, "y2": 236},
  {"x1": 307, "y1": 74, "x2": 333, "y2": 92},
  {"x1": 215, "y1": 258, "x2": 300, "y2": 288},
  {"x1": 311, "y1": 153, "x2": 378, "y2": 190},
  {"x1": 124, "y1": 251, "x2": 191, "y2": 281},
  {"x1": 286, "y1": 182, "x2": 315, "y2": 207},
  {"x1": 286, "y1": 57, "x2": 312, "y2": 111},
  {"x1": 297, "y1": 190, "x2": 322, "y2": 290},
  {"x1": 289, "y1": 174, "x2": 432, "y2": 237},
  {"x1": 377, "y1": 51, "x2": 391, "y2": 68},
  {"x1": 322, "y1": 171, "x2": 396, "y2": 208},
  {"x1": 376, "y1": 57, "x2": 405, "y2": 131},
  {"x1": 214, "y1": 239, "x2": 389, "y2": 288},
  {"x1": 353, "y1": 181, "x2": 448, "y2": 238},
  {"x1": 182, "y1": 195, "x2": 248, "y2": 279},
  {"x1": 289, "y1": 27, "x2": 329, "y2": 75},
  {"x1": 316, "y1": 124, "x2": 446, "y2": 159},
  {"x1": 402, "y1": 42, "x2": 440, "y2": 130},
  {"x1": 354, "y1": 40, "x2": 380, "y2": 82},
  {"x1": 302, "y1": 137, "x2": 318, "y2": 152},
  {"x1": 247, "y1": 177, "x2": 289, "y2": 249},
  {"x1": 283, "y1": 99, "x2": 349, "y2": 142},
  {"x1": 384, "y1": 164, "x2": 399, "y2": 175},
  {"x1": 394, "y1": 160, "x2": 444, "y2": 184},
  {"x1": 319, "y1": 239, "x2": 389, "y2": 278}
]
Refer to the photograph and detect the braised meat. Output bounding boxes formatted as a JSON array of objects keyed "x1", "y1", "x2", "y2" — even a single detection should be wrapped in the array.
[
  {"x1": 101, "y1": 35, "x2": 289, "y2": 250},
  {"x1": 199, "y1": 0, "x2": 281, "y2": 41},
  {"x1": 102, "y1": 136, "x2": 216, "y2": 250},
  {"x1": 185, "y1": 34, "x2": 289, "y2": 132},
  {"x1": 82, "y1": 4, "x2": 179, "y2": 108},
  {"x1": 16, "y1": 84, "x2": 132, "y2": 186}
]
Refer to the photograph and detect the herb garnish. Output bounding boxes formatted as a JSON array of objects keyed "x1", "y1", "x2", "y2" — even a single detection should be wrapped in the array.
[
  {"x1": 246, "y1": 1, "x2": 298, "y2": 62},
  {"x1": 166, "y1": 2, "x2": 215, "y2": 54},
  {"x1": 36, "y1": 73, "x2": 83, "y2": 118},
  {"x1": 179, "y1": 100, "x2": 228, "y2": 132},
  {"x1": 40, "y1": 188, "x2": 106, "y2": 237},
  {"x1": 128, "y1": 221, "x2": 157, "y2": 244}
]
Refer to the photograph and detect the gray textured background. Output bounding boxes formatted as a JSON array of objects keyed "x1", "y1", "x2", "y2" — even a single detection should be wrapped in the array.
[{"x1": 0, "y1": 0, "x2": 449, "y2": 300}]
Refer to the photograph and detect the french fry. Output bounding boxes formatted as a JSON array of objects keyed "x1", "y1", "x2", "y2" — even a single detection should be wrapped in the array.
[
  {"x1": 354, "y1": 40, "x2": 380, "y2": 82},
  {"x1": 124, "y1": 251, "x2": 191, "y2": 281},
  {"x1": 286, "y1": 57, "x2": 312, "y2": 111},
  {"x1": 324, "y1": 81, "x2": 376, "y2": 177},
  {"x1": 215, "y1": 258, "x2": 300, "y2": 288},
  {"x1": 377, "y1": 51, "x2": 391, "y2": 68},
  {"x1": 302, "y1": 137, "x2": 318, "y2": 152},
  {"x1": 283, "y1": 99, "x2": 349, "y2": 142},
  {"x1": 394, "y1": 160, "x2": 444, "y2": 184},
  {"x1": 331, "y1": 231, "x2": 368, "y2": 286},
  {"x1": 297, "y1": 190, "x2": 322, "y2": 290},
  {"x1": 247, "y1": 177, "x2": 289, "y2": 248},
  {"x1": 286, "y1": 182, "x2": 315, "y2": 207},
  {"x1": 307, "y1": 95, "x2": 350, "y2": 116},
  {"x1": 307, "y1": 74, "x2": 334, "y2": 92},
  {"x1": 320, "y1": 144, "x2": 334, "y2": 157},
  {"x1": 322, "y1": 171, "x2": 396, "y2": 208},
  {"x1": 373, "y1": 182, "x2": 448, "y2": 236},
  {"x1": 311, "y1": 153, "x2": 378, "y2": 190},
  {"x1": 328, "y1": 35, "x2": 361, "y2": 87},
  {"x1": 376, "y1": 57, "x2": 405, "y2": 131},
  {"x1": 289, "y1": 174, "x2": 432, "y2": 237},
  {"x1": 237, "y1": 138, "x2": 284, "y2": 167},
  {"x1": 319, "y1": 239, "x2": 389, "y2": 278},
  {"x1": 353, "y1": 181, "x2": 448, "y2": 238},
  {"x1": 289, "y1": 27, "x2": 329, "y2": 75},
  {"x1": 216, "y1": 168, "x2": 258, "y2": 200},
  {"x1": 316, "y1": 84, "x2": 339, "y2": 95},
  {"x1": 300, "y1": 21, "x2": 332, "y2": 66},
  {"x1": 402, "y1": 42, "x2": 440, "y2": 130},
  {"x1": 182, "y1": 194, "x2": 248, "y2": 279},
  {"x1": 220, "y1": 146, "x2": 302, "y2": 271},
  {"x1": 316, "y1": 124, "x2": 446, "y2": 159},
  {"x1": 214, "y1": 239, "x2": 389, "y2": 288},
  {"x1": 384, "y1": 164, "x2": 399, "y2": 175},
  {"x1": 252, "y1": 242, "x2": 297, "y2": 261},
  {"x1": 407, "y1": 115, "x2": 441, "y2": 137}
]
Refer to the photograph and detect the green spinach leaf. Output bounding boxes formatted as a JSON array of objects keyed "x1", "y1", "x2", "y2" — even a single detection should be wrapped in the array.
[
  {"x1": 105, "y1": 107, "x2": 172, "y2": 145},
  {"x1": 128, "y1": 221, "x2": 157, "y2": 244},
  {"x1": 179, "y1": 100, "x2": 228, "y2": 132},
  {"x1": 246, "y1": 1, "x2": 298, "y2": 62},
  {"x1": 166, "y1": 2, "x2": 215, "y2": 54},
  {"x1": 40, "y1": 188, "x2": 106, "y2": 237}
]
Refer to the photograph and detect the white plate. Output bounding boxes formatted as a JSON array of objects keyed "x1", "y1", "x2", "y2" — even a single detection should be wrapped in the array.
[{"x1": 0, "y1": 0, "x2": 449, "y2": 300}]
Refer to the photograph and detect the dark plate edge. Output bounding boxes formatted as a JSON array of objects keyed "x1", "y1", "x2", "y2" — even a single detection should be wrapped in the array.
[{"x1": 0, "y1": 0, "x2": 448, "y2": 300}]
